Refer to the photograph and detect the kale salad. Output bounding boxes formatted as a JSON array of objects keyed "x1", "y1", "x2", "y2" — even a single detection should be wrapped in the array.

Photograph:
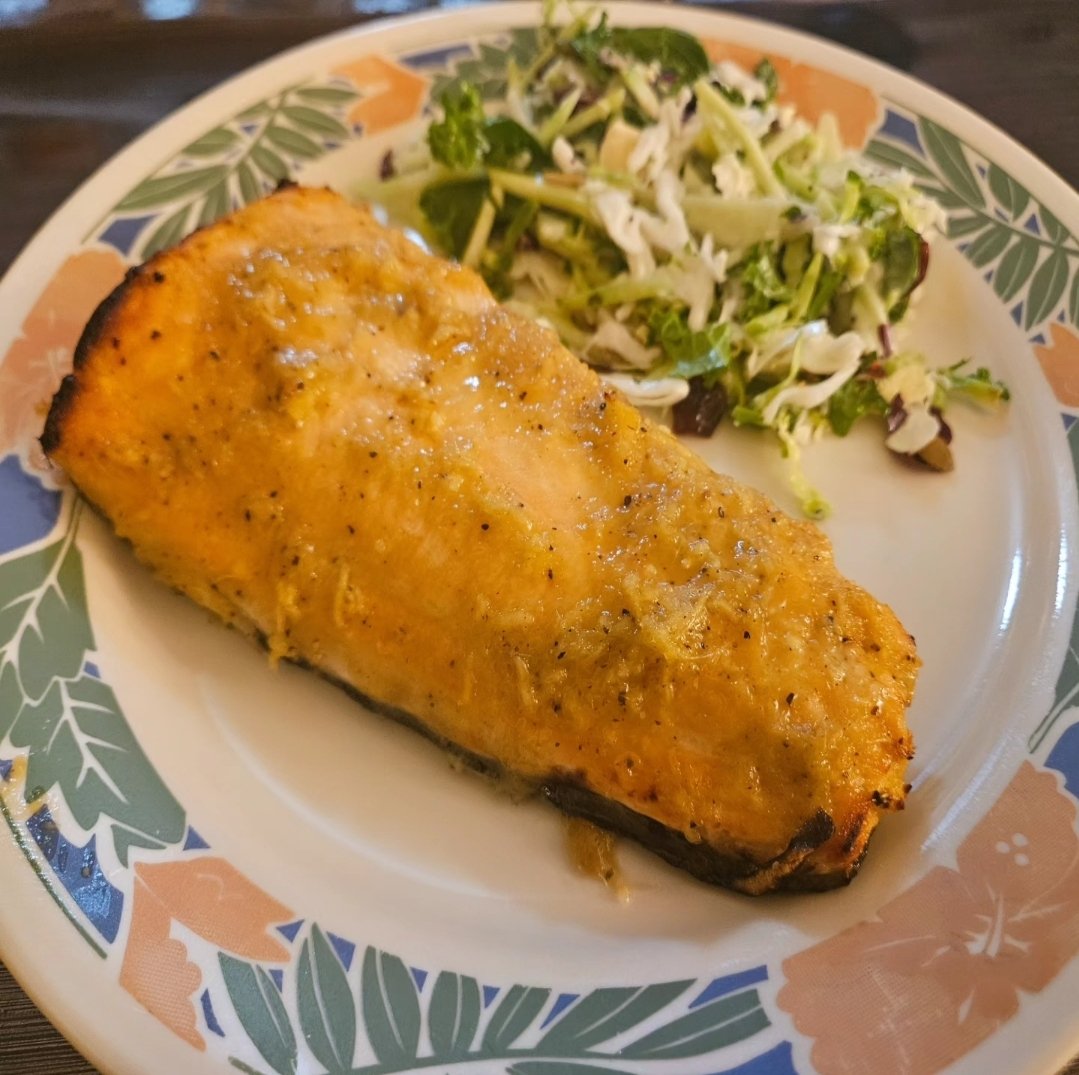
[{"x1": 361, "y1": 0, "x2": 1008, "y2": 516}]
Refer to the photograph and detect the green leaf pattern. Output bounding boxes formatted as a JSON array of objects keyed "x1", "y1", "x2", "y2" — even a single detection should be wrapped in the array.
[
  {"x1": 536, "y1": 984, "x2": 691, "y2": 1054},
  {"x1": 1040, "y1": 202, "x2": 1068, "y2": 244},
  {"x1": 481, "y1": 986, "x2": 552, "y2": 1054},
  {"x1": 618, "y1": 990, "x2": 768, "y2": 1059},
  {"x1": 993, "y1": 237, "x2": 1039, "y2": 303},
  {"x1": 298, "y1": 927, "x2": 358, "y2": 1074},
  {"x1": 919, "y1": 118, "x2": 985, "y2": 207},
  {"x1": 221, "y1": 953, "x2": 299, "y2": 1075},
  {"x1": 183, "y1": 126, "x2": 241, "y2": 157},
  {"x1": 987, "y1": 162, "x2": 1029, "y2": 221},
  {"x1": 427, "y1": 972, "x2": 482, "y2": 1058},
  {"x1": 360, "y1": 948, "x2": 422, "y2": 1067},
  {"x1": 100, "y1": 78, "x2": 358, "y2": 259},
  {"x1": 141, "y1": 205, "x2": 195, "y2": 260},
  {"x1": 1029, "y1": 416, "x2": 1079, "y2": 752},
  {"x1": 964, "y1": 226, "x2": 1012, "y2": 269},
  {"x1": 868, "y1": 113, "x2": 1079, "y2": 338},
  {"x1": 1026, "y1": 248, "x2": 1071, "y2": 329},
  {"x1": 0, "y1": 504, "x2": 185, "y2": 864},
  {"x1": 113, "y1": 164, "x2": 230, "y2": 213},
  {"x1": 215, "y1": 927, "x2": 771, "y2": 1075},
  {"x1": 431, "y1": 28, "x2": 541, "y2": 102}
]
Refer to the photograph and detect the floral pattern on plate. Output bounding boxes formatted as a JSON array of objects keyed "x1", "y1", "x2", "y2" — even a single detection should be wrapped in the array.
[
  {"x1": 778, "y1": 762, "x2": 1079, "y2": 1074},
  {"x1": 2, "y1": 12, "x2": 1079, "y2": 1075}
]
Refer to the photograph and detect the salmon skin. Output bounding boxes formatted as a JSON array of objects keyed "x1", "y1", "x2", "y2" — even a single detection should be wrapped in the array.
[{"x1": 43, "y1": 185, "x2": 917, "y2": 895}]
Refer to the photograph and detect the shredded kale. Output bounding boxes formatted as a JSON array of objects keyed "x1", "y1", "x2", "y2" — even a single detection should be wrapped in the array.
[
  {"x1": 878, "y1": 224, "x2": 923, "y2": 320},
  {"x1": 714, "y1": 82, "x2": 747, "y2": 108},
  {"x1": 648, "y1": 307, "x2": 731, "y2": 382},
  {"x1": 730, "y1": 403, "x2": 768, "y2": 428},
  {"x1": 938, "y1": 361, "x2": 1011, "y2": 404},
  {"x1": 566, "y1": 14, "x2": 614, "y2": 82},
  {"x1": 482, "y1": 198, "x2": 539, "y2": 297},
  {"x1": 737, "y1": 243, "x2": 793, "y2": 320},
  {"x1": 427, "y1": 83, "x2": 488, "y2": 169},
  {"x1": 611, "y1": 27, "x2": 711, "y2": 86},
  {"x1": 483, "y1": 116, "x2": 551, "y2": 170},
  {"x1": 827, "y1": 377, "x2": 888, "y2": 436},
  {"x1": 568, "y1": 18, "x2": 710, "y2": 87},
  {"x1": 805, "y1": 266, "x2": 844, "y2": 321},
  {"x1": 419, "y1": 176, "x2": 490, "y2": 258},
  {"x1": 374, "y1": 0, "x2": 1008, "y2": 518},
  {"x1": 428, "y1": 83, "x2": 551, "y2": 173}
]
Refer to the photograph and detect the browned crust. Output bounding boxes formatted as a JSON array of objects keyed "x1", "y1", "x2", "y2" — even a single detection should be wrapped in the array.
[
  {"x1": 40, "y1": 264, "x2": 145, "y2": 456},
  {"x1": 39, "y1": 372, "x2": 80, "y2": 457},
  {"x1": 42, "y1": 184, "x2": 305, "y2": 458},
  {"x1": 540, "y1": 777, "x2": 847, "y2": 894}
]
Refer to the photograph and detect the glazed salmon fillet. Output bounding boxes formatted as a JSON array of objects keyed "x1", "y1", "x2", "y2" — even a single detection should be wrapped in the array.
[{"x1": 43, "y1": 185, "x2": 917, "y2": 894}]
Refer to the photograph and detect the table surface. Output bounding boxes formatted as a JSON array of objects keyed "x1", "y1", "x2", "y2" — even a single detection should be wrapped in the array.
[{"x1": 1, "y1": 1, "x2": 1078, "y2": 1072}]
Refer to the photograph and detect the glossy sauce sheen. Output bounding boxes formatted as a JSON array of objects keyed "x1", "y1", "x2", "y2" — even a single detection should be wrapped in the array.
[{"x1": 44, "y1": 186, "x2": 917, "y2": 894}]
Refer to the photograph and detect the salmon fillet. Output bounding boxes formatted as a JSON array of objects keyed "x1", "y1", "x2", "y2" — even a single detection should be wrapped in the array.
[{"x1": 42, "y1": 185, "x2": 917, "y2": 894}]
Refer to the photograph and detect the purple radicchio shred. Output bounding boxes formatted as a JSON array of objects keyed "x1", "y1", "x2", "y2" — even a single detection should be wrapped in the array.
[
  {"x1": 931, "y1": 406, "x2": 953, "y2": 444},
  {"x1": 575, "y1": 86, "x2": 600, "y2": 111},
  {"x1": 379, "y1": 149, "x2": 396, "y2": 180},
  {"x1": 885, "y1": 394, "x2": 907, "y2": 435},
  {"x1": 914, "y1": 237, "x2": 930, "y2": 290},
  {"x1": 877, "y1": 323, "x2": 895, "y2": 358},
  {"x1": 673, "y1": 377, "x2": 728, "y2": 437}
]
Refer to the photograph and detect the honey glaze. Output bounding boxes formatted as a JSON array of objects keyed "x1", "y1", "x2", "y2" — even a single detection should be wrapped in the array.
[{"x1": 564, "y1": 816, "x2": 630, "y2": 901}]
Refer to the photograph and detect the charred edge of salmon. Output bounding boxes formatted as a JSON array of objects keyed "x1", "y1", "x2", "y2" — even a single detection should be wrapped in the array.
[
  {"x1": 323, "y1": 669, "x2": 509, "y2": 781},
  {"x1": 42, "y1": 185, "x2": 312, "y2": 460},
  {"x1": 301, "y1": 655, "x2": 856, "y2": 895},
  {"x1": 541, "y1": 778, "x2": 855, "y2": 895},
  {"x1": 41, "y1": 264, "x2": 148, "y2": 457},
  {"x1": 40, "y1": 373, "x2": 81, "y2": 457}
]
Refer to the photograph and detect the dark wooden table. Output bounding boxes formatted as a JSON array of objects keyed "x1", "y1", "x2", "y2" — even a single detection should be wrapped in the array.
[{"x1": 1, "y1": 1, "x2": 1077, "y2": 1071}]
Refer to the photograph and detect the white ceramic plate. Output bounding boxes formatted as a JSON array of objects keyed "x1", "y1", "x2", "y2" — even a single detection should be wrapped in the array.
[{"x1": 3, "y1": 5, "x2": 1079, "y2": 1074}]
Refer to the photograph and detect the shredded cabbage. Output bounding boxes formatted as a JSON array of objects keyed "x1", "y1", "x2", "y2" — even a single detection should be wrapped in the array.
[{"x1": 363, "y1": 0, "x2": 1009, "y2": 517}]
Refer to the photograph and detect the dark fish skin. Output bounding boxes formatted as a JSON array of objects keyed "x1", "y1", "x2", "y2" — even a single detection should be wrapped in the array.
[{"x1": 323, "y1": 662, "x2": 849, "y2": 894}]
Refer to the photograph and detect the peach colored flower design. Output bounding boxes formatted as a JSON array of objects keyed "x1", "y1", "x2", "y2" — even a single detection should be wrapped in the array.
[
  {"x1": 334, "y1": 55, "x2": 429, "y2": 136},
  {"x1": 121, "y1": 874, "x2": 206, "y2": 1049},
  {"x1": 120, "y1": 857, "x2": 293, "y2": 1050},
  {"x1": 702, "y1": 41, "x2": 881, "y2": 149},
  {"x1": 778, "y1": 762, "x2": 1079, "y2": 1074},
  {"x1": 0, "y1": 248, "x2": 127, "y2": 468},
  {"x1": 1034, "y1": 322, "x2": 1079, "y2": 408}
]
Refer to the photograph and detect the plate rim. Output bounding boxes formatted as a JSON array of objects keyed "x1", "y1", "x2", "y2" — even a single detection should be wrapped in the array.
[{"x1": 2, "y1": 5, "x2": 1079, "y2": 1075}]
